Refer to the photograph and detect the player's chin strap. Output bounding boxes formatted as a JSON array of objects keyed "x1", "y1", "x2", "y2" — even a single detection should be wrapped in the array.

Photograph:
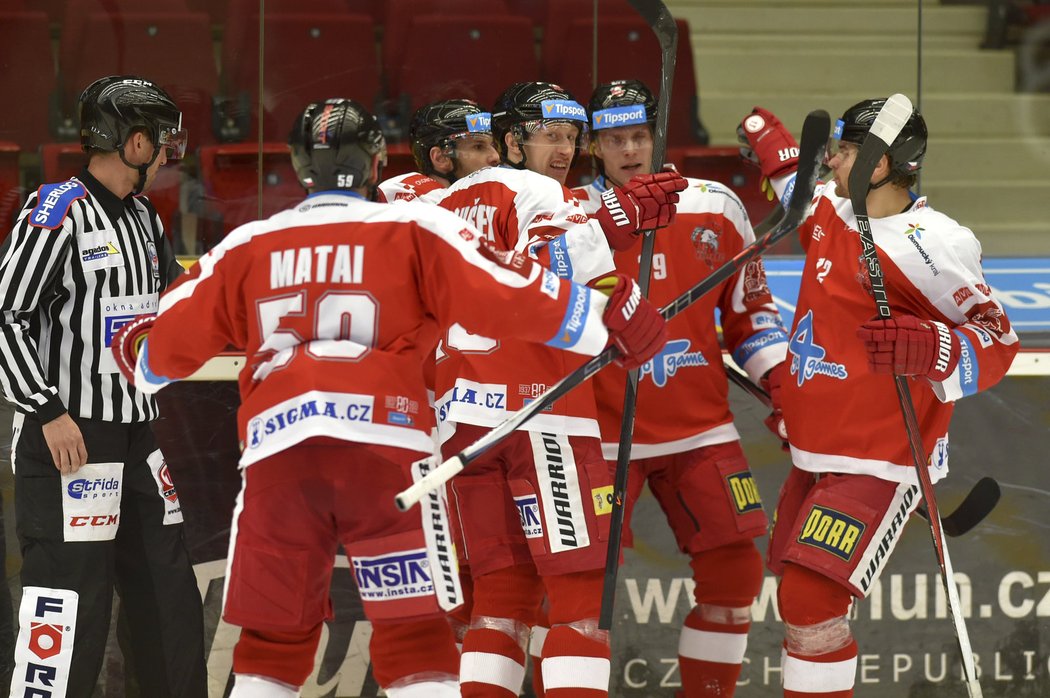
[{"x1": 118, "y1": 142, "x2": 162, "y2": 196}]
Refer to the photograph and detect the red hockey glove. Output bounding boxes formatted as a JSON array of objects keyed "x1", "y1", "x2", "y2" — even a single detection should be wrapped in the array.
[
  {"x1": 856, "y1": 315, "x2": 960, "y2": 381},
  {"x1": 737, "y1": 107, "x2": 800, "y2": 181},
  {"x1": 595, "y1": 171, "x2": 687, "y2": 251},
  {"x1": 111, "y1": 314, "x2": 156, "y2": 386},
  {"x1": 760, "y1": 362, "x2": 789, "y2": 451},
  {"x1": 593, "y1": 274, "x2": 668, "y2": 370}
]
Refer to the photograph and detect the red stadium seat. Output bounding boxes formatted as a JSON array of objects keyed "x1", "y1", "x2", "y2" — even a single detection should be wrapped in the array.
[
  {"x1": 546, "y1": 17, "x2": 707, "y2": 146},
  {"x1": 220, "y1": 0, "x2": 350, "y2": 92},
  {"x1": 668, "y1": 146, "x2": 782, "y2": 245},
  {"x1": 394, "y1": 15, "x2": 538, "y2": 113},
  {"x1": 223, "y1": 13, "x2": 379, "y2": 142},
  {"x1": 0, "y1": 12, "x2": 56, "y2": 150},
  {"x1": 63, "y1": 12, "x2": 219, "y2": 147},
  {"x1": 39, "y1": 142, "x2": 183, "y2": 243},
  {"x1": 0, "y1": 142, "x2": 22, "y2": 238},
  {"x1": 540, "y1": 0, "x2": 634, "y2": 79},
  {"x1": 197, "y1": 143, "x2": 304, "y2": 248},
  {"x1": 59, "y1": 0, "x2": 189, "y2": 81},
  {"x1": 381, "y1": 0, "x2": 510, "y2": 99}
]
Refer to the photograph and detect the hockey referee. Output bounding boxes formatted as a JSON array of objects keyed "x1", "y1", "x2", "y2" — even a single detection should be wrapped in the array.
[{"x1": 0, "y1": 76, "x2": 206, "y2": 697}]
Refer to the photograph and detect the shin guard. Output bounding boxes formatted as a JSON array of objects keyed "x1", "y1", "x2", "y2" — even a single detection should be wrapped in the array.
[
  {"x1": 369, "y1": 618, "x2": 459, "y2": 689},
  {"x1": 233, "y1": 625, "x2": 323, "y2": 688},
  {"x1": 779, "y1": 564, "x2": 857, "y2": 697}
]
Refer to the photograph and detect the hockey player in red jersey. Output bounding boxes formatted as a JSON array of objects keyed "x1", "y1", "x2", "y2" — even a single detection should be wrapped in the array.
[
  {"x1": 570, "y1": 80, "x2": 789, "y2": 697},
  {"x1": 738, "y1": 100, "x2": 1019, "y2": 697},
  {"x1": 109, "y1": 98, "x2": 669, "y2": 698},
  {"x1": 429, "y1": 81, "x2": 684, "y2": 697},
  {"x1": 377, "y1": 98, "x2": 499, "y2": 203}
]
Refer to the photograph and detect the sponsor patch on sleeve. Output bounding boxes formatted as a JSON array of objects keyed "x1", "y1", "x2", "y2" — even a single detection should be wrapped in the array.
[
  {"x1": 546, "y1": 282, "x2": 591, "y2": 350},
  {"x1": 797, "y1": 505, "x2": 865, "y2": 561},
  {"x1": 30, "y1": 180, "x2": 86, "y2": 230}
]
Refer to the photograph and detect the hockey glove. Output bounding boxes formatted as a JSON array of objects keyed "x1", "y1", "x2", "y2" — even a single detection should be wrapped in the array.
[
  {"x1": 595, "y1": 171, "x2": 687, "y2": 251},
  {"x1": 856, "y1": 315, "x2": 960, "y2": 381},
  {"x1": 593, "y1": 273, "x2": 668, "y2": 370},
  {"x1": 737, "y1": 107, "x2": 800, "y2": 181},
  {"x1": 761, "y1": 362, "x2": 789, "y2": 451},
  {"x1": 111, "y1": 314, "x2": 156, "y2": 386}
]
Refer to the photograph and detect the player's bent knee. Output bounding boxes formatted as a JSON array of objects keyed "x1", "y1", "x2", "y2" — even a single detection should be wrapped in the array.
[
  {"x1": 542, "y1": 567, "x2": 603, "y2": 624},
  {"x1": 690, "y1": 539, "x2": 764, "y2": 606},
  {"x1": 471, "y1": 564, "x2": 545, "y2": 625}
]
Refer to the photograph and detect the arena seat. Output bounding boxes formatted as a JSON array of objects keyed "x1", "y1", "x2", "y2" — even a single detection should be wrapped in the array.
[
  {"x1": 63, "y1": 12, "x2": 219, "y2": 147},
  {"x1": 0, "y1": 142, "x2": 22, "y2": 238},
  {"x1": 540, "y1": 0, "x2": 635, "y2": 79},
  {"x1": 546, "y1": 16, "x2": 708, "y2": 146},
  {"x1": 381, "y1": 0, "x2": 511, "y2": 100},
  {"x1": 394, "y1": 15, "x2": 538, "y2": 113},
  {"x1": 197, "y1": 143, "x2": 304, "y2": 248},
  {"x1": 0, "y1": 12, "x2": 56, "y2": 151},
  {"x1": 222, "y1": 13, "x2": 379, "y2": 142}
]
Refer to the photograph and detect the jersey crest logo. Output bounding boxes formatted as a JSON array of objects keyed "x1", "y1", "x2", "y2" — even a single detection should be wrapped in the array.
[
  {"x1": 31, "y1": 180, "x2": 86, "y2": 230},
  {"x1": 690, "y1": 226, "x2": 722, "y2": 268},
  {"x1": 788, "y1": 311, "x2": 848, "y2": 386}
]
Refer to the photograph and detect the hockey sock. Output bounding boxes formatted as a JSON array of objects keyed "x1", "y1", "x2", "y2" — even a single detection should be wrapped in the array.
[
  {"x1": 678, "y1": 542, "x2": 764, "y2": 697},
  {"x1": 233, "y1": 624, "x2": 323, "y2": 688},
  {"x1": 541, "y1": 569, "x2": 610, "y2": 697},
  {"x1": 778, "y1": 564, "x2": 857, "y2": 697},
  {"x1": 369, "y1": 617, "x2": 459, "y2": 688},
  {"x1": 530, "y1": 608, "x2": 550, "y2": 697},
  {"x1": 461, "y1": 564, "x2": 544, "y2": 697}
]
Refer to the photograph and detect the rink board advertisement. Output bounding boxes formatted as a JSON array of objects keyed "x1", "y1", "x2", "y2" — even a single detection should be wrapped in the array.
[{"x1": 0, "y1": 259, "x2": 1047, "y2": 697}]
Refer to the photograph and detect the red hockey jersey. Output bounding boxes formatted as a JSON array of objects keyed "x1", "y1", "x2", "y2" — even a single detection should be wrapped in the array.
[
  {"x1": 428, "y1": 166, "x2": 617, "y2": 440},
  {"x1": 772, "y1": 177, "x2": 1018, "y2": 483},
  {"x1": 575, "y1": 176, "x2": 788, "y2": 458},
  {"x1": 133, "y1": 192, "x2": 611, "y2": 466}
]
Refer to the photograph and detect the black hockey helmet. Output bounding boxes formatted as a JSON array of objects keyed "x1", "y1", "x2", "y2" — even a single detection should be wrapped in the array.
[
  {"x1": 588, "y1": 79, "x2": 657, "y2": 132},
  {"x1": 836, "y1": 97, "x2": 927, "y2": 182},
  {"x1": 289, "y1": 98, "x2": 387, "y2": 194},
  {"x1": 491, "y1": 81, "x2": 588, "y2": 169},
  {"x1": 409, "y1": 99, "x2": 493, "y2": 177},
  {"x1": 79, "y1": 75, "x2": 186, "y2": 159}
]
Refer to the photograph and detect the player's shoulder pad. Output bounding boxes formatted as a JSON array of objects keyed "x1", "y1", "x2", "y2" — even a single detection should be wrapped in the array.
[{"x1": 29, "y1": 179, "x2": 87, "y2": 230}]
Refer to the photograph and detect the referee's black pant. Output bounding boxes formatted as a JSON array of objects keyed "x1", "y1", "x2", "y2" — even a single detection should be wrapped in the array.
[{"x1": 10, "y1": 414, "x2": 206, "y2": 698}]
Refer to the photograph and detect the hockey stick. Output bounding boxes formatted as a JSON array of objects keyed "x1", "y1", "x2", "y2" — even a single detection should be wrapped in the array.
[
  {"x1": 848, "y1": 93, "x2": 982, "y2": 697},
  {"x1": 722, "y1": 362, "x2": 1000, "y2": 536},
  {"x1": 393, "y1": 110, "x2": 830, "y2": 513},
  {"x1": 601, "y1": 0, "x2": 677, "y2": 632}
]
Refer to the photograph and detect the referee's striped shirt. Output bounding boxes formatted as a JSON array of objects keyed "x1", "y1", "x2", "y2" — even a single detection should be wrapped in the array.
[{"x1": 0, "y1": 168, "x2": 183, "y2": 424}]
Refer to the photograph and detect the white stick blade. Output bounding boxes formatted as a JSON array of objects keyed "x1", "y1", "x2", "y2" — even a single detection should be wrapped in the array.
[{"x1": 869, "y1": 93, "x2": 913, "y2": 147}]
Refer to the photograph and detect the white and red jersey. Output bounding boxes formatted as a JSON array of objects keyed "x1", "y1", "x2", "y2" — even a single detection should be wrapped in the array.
[
  {"x1": 134, "y1": 192, "x2": 611, "y2": 467},
  {"x1": 376, "y1": 172, "x2": 446, "y2": 204},
  {"x1": 429, "y1": 166, "x2": 617, "y2": 440},
  {"x1": 770, "y1": 175, "x2": 1018, "y2": 483},
  {"x1": 575, "y1": 176, "x2": 788, "y2": 459}
]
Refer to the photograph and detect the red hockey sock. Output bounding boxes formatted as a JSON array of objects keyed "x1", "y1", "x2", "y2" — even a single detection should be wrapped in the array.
[
  {"x1": 678, "y1": 607, "x2": 750, "y2": 697},
  {"x1": 541, "y1": 624, "x2": 610, "y2": 698},
  {"x1": 461, "y1": 626, "x2": 527, "y2": 697},
  {"x1": 233, "y1": 624, "x2": 323, "y2": 687},
  {"x1": 460, "y1": 564, "x2": 544, "y2": 697},
  {"x1": 369, "y1": 617, "x2": 459, "y2": 689},
  {"x1": 783, "y1": 639, "x2": 858, "y2": 698}
]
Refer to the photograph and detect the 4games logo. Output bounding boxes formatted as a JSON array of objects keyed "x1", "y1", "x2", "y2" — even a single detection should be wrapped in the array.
[{"x1": 788, "y1": 311, "x2": 848, "y2": 386}]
